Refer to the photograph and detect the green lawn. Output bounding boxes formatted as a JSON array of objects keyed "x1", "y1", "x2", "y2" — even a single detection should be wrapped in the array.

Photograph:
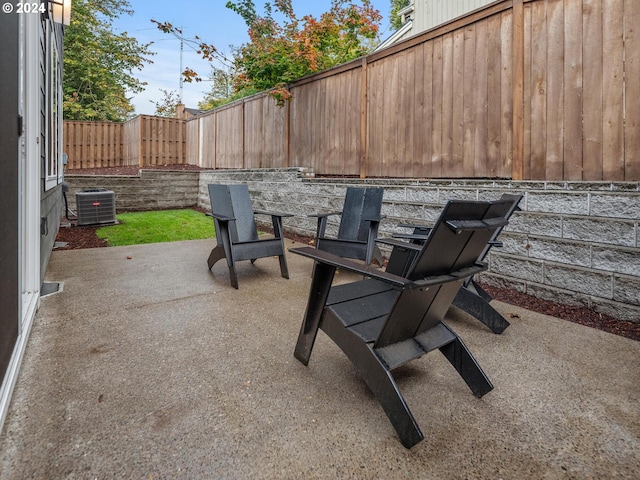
[{"x1": 96, "y1": 209, "x2": 214, "y2": 246}]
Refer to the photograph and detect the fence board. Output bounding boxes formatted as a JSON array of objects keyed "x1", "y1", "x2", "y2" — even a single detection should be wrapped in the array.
[
  {"x1": 367, "y1": 60, "x2": 384, "y2": 177},
  {"x1": 602, "y1": 0, "x2": 625, "y2": 181},
  {"x1": 441, "y1": 32, "x2": 455, "y2": 176},
  {"x1": 582, "y1": 0, "x2": 603, "y2": 180},
  {"x1": 451, "y1": 29, "x2": 464, "y2": 176},
  {"x1": 431, "y1": 35, "x2": 444, "y2": 177},
  {"x1": 199, "y1": 113, "x2": 216, "y2": 169},
  {"x1": 563, "y1": 0, "x2": 583, "y2": 180},
  {"x1": 626, "y1": 0, "x2": 640, "y2": 180},
  {"x1": 462, "y1": 25, "x2": 476, "y2": 177},
  {"x1": 529, "y1": 1, "x2": 547, "y2": 180},
  {"x1": 186, "y1": 118, "x2": 199, "y2": 166},
  {"x1": 216, "y1": 104, "x2": 244, "y2": 169},
  {"x1": 545, "y1": 0, "x2": 564, "y2": 180},
  {"x1": 486, "y1": 14, "x2": 502, "y2": 177},
  {"x1": 474, "y1": 19, "x2": 489, "y2": 177}
]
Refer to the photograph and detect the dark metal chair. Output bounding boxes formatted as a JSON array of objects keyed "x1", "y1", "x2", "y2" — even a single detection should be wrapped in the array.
[
  {"x1": 207, "y1": 184, "x2": 291, "y2": 289},
  {"x1": 290, "y1": 198, "x2": 512, "y2": 448},
  {"x1": 310, "y1": 186, "x2": 384, "y2": 266},
  {"x1": 385, "y1": 193, "x2": 522, "y2": 334}
]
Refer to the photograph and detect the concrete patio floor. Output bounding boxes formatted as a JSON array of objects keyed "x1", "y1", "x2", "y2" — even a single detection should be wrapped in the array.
[{"x1": 1, "y1": 238, "x2": 638, "y2": 479}]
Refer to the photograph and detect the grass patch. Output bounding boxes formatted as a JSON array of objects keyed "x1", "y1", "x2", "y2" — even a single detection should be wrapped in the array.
[{"x1": 96, "y1": 209, "x2": 214, "y2": 246}]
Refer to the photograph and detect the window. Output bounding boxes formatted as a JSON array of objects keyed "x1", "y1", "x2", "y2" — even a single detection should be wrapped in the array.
[{"x1": 45, "y1": 22, "x2": 63, "y2": 190}]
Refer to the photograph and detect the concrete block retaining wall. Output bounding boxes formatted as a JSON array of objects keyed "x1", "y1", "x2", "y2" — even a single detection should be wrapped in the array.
[
  {"x1": 64, "y1": 170, "x2": 200, "y2": 213},
  {"x1": 66, "y1": 167, "x2": 640, "y2": 323}
]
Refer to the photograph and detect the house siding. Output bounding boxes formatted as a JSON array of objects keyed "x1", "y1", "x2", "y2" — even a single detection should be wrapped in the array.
[{"x1": 0, "y1": 7, "x2": 65, "y2": 434}]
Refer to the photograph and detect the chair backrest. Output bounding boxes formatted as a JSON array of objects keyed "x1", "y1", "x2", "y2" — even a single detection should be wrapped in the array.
[
  {"x1": 208, "y1": 184, "x2": 259, "y2": 243},
  {"x1": 336, "y1": 187, "x2": 384, "y2": 242},
  {"x1": 374, "y1": 199, "x2": 512, "y2": 348},
  {"x1": 475, "y1": 193, "x2": 522, "y2": 263}
]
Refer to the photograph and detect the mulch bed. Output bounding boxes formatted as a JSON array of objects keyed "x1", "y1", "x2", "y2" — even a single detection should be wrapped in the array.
[{"x1": 55, "y1": 218, "x2": 640, "y2": 342}]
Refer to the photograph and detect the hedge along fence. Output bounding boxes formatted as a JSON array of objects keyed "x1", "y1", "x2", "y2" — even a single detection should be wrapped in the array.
[{"x1": 186, "y1": 0, "x2": 640, "y2": 181}]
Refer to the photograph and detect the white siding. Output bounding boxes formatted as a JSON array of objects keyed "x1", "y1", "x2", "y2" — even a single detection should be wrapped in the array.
[
  {"x1": 383, "y1": 0, "x2": 497, "y2": 47},
  {"x1": 414, "y1": 0, "x2": 496, "y2": 32}
]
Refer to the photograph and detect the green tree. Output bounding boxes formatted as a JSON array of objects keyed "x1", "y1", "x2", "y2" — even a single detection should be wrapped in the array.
[
  {"x1": 198, "y1": 67, "x2": 243, "y2": 110},
  {"x1": 228, "y1": 0, "x2": 382, "y2": 103},
  {"x1": 152, "y1": 89, "x2": 181, "y2": 117},
  {"x1": 155, "y1": 0, "x2": 381, "y2": 106},
  {"x1": 390, "y1": 0, "x2": 411, "y2": 31},
  {"x1": 64, "y1": 0, "x2": 154, "y2": 121}
]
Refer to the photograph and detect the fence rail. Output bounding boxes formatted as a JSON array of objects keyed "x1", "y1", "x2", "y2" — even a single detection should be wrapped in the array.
[{"x1": 63, "y1": 0, "x2": 640, "y2": 181}]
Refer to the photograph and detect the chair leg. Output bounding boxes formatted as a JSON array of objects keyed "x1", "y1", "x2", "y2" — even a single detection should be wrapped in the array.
[
  {"x1": 207, "y1": 245, "x2": 226, "y2": 270},
  {"x1": 323, "y1": 315, "x2": 424, "y2": 449},
  {"x1": 452, "y1": 285, "x2": 510, "y2": 334},
  {"x1": 278, "y1": 254, "x2": 289, "y2": 279},
  {"x1": 439, "y1": 326, "x2": 493, "y2": 398},
  {"x1": 466, "y1": 278, "x2": 493, "y2": 303},
  {"x1": 294, "y1": 263, "x2": 335, "y2": 365}
]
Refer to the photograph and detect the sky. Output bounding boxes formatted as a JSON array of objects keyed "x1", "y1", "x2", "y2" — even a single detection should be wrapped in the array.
[{"x1": 112, "y1": 0, "x2": 392, "y2": 115}]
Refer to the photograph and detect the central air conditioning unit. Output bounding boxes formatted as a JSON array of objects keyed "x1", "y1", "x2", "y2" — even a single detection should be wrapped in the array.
[{"x1": 76, "y1": 189, "x2": 116, "y2": 226}]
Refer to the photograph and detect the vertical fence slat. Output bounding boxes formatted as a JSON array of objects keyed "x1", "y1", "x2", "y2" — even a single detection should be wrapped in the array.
[
  {"x1": 602, "y1": 0, "x2": 625, "y2": 181},
  {"x1": 545, "y1": 0, "x2": 564, "y2": 180},
  {"x1": 563, "y1": 0, "x2": 583, "y2": 180},
  {"x1": 625, "y1": 0, "x2": 640, "y2": 180}
]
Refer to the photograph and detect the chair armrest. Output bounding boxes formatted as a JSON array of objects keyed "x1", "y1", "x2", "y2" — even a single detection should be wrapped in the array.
[
  {"x1": 397, "y1": 222, "x2": 433, "y2": 230},
  {"x1": 375, "y1": 237, "x2": 423, "y2": 251},
  {"x1": 289, "y1": 247, "x2": 412, "y2": 288},
  {"x1": 254, "y1": 209, "x2": 293, "y2": 218},
  {"x1": 446, "y1": 217, "x2": 509, "y2": 233},
  {"x1": 208, "y1": 212, "x2": 235, "y2": 222},
  {"x1": 308, "y1": 211, "x2": 342, "y2": 219},
  {"x1": 411, "y1": 262, "x2": 488, "y2": 289},
  {"x1": 391, "y1": 233, "x2": 431, "y2": 242}
]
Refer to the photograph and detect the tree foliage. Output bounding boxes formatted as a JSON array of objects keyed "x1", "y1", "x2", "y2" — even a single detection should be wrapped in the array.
[
  {"x1": 389, "y1": 0, "x2": 411, "y2": 31},
  {"x1": 63, "y1": 0, "x2": 154, "y2": 121},
  {"x1": 155, "y1": 0, "x2": 381, "y2": 106},
  {"x1": 198, "y1": 67, "x2": 244, "y2": 110},
  {"x1": 228, "y1": 0, "x2": 382, "y2": 103},
  {"x1": 153, "y1": 89, "x2": 181, "y2": 117}
]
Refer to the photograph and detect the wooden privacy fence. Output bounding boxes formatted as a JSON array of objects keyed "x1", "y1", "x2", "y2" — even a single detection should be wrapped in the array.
[
  {"x1": 186, "y1": 0, "x2": 639, "y2": 181},
  {"x1": 64, "y1": 115, "x2": 186, "y2": 169},
  {"x1": 65, "y1": 0, "x2": 639, "y2": 181}
]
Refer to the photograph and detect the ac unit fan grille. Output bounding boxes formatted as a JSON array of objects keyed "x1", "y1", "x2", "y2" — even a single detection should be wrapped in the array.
[{"x1": 76, "y1": 189, "x2": 116, "y2": 226}]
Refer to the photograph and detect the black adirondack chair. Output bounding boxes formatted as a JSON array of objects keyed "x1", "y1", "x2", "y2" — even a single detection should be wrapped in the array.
[
  {"x1": 290, "y1": 199, "x2": 512, "y2": 448},
  {"x1": 311, "y1": 186, "x2": 384, "y2": 266},
  {"x1": 385, "y1": 193, "x2": 522, "y2": 334},
  {"x1": 207, "y1": 184, "x2": 291, "y2": 289}
]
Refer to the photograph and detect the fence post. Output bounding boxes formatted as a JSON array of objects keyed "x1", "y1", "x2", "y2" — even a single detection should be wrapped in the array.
[
  {"x1": 285, "y1": 96, "x2": 291, "y2": 168},
  {"x1": 138, "y1": 115, "x2": 144, "y2": 168},
  {"x1": 512, "y1": 0, "x2": 525, "y2": 180}
]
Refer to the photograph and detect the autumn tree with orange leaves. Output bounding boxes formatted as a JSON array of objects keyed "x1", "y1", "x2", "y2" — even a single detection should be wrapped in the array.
[{"x1": 155, "y1": 0, "x2": 381, "y2": 107}]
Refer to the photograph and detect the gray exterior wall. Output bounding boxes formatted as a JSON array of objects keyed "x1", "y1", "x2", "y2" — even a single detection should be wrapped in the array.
[
  {"x1": 65, "y1": 168, "x2": 640, "y2": 323},
  {"x1": 40, "y1": 186, "x2": 63, "y2": 283}
]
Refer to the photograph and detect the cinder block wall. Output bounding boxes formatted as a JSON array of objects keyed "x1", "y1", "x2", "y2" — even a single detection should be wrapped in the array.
[
  {"x1": 199, "y1": 168, "x2": 640, "y2": 323},
  {"x1": 64, "y1": 170, "x2": 200, "y2": 213}
]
